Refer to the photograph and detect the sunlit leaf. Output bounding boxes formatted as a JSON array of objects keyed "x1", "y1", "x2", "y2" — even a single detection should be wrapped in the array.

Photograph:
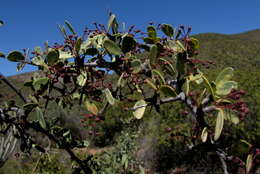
[
  {"x1": 104, "y1": 88, "x2": 115, "y2": 105},
  {"x1": 214, "y1": 109, "x2": 224, "y2": 141},
  {"x1": 246, "y1": 153, "x2": 253, "y2": 173},
  {"x1": 201, "y1": 127, "x2": 208, "y2": 142},
  {"x1": 215, "y1": 67, "x2": 234, "y2": 86},
  {"x1": 59, "y1": 50, "x2": 73, "y2": 59},
  {"x1": 216, "y1": 81, "x2": 238, "y2": 96},
  {"x1": 85, "y1": 100, "x2": 98, "y2": 115},
  {"x1": 77, "y1": 72, "x2": 87, "y2": 87},
  {"x1": 133, "y1": 100, "x2": 146, "y2": 119}
]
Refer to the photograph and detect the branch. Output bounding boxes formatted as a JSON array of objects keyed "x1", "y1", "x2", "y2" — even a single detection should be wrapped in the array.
[
  {"x1": 216, "y1": 149, "x2": 229, "y2": 174},
  {"x1": 128, "y1": 93, "x2": 182, "y2": 111},
  {"x1": 0, "y1": 73, "x2": 27, "y2": 103}
]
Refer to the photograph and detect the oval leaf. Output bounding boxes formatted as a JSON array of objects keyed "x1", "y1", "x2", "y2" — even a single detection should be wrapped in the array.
[
  {"x1": 104, "y1": 88, "x2": 115, "y2": 105},
  {"x1": 161, "y1": 24, "x2": 174, "y2": 37},
  {"x1": 85, "y1": 100, "x2": 98, "y2": 115},
  {"x1": 77, "y1": 72, "x2": 87, "y2": 87},
  {"x1": 147, "y1": 26, "x2": 157, "y2": 38},
  {"x1": 131, "y1": 59, "x2": 142, "y2": 73},
  {"x1": 152, "y1": 69, "x2": 165, "y2": 84},
  {"x1": 103, "y1": 39, "x2": 122, "y2": 56},
  {"x1": 246, "y1": 153, "x2": 253, "y2": 173},
  {"x1": 46, "y1": 50, "x2": 59, "y2": 65},
  {"x1": 34, "y1": 107, "x2": 46, "y2": 129},
  {"x1": 149, "y1": 45, "x2": 158, "y2": 64},
  {"x1": 214, "y1": 109, "x2": 224, "y2": 141},
  {"x1": 216, "y1": 81, "x2": 238, "y2": 96},
  {"x1": 201, "y1": 127, "x2": 208, "y2": 142},
  {"x1": 133, "y1": 100, "x2": 146, "y2": 119},
  {"x1": 33, "y1": 78, "x2": 49, "y2": 91},
  {"x1": 160, "y1": 85, "x2": 177, "y2": 97},
  {"x1": 7, "y1": 51, "x2": 25, "y2": 62},
  {"x1": 215, "y1": 67, "x2": 234, "y2": 86},
  {"x1": 122, "y1": 35, "x2": 136, "y2": 53}
]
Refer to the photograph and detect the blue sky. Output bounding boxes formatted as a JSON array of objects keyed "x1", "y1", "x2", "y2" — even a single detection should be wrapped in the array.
[{"x1": 1, "y1": 0, "x2": 260, "y2": 76}]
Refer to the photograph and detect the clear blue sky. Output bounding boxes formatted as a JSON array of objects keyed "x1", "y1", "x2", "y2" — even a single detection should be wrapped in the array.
[{"x1": 1, "y1": 0, "x2": 260, "y2": 76}]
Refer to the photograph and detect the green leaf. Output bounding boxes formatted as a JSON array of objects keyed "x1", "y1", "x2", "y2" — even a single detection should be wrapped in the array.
[
  {"x1": 149, "y1": 45, "x2": 158, "y2": 64},
  {"x1": 143, "y1": 37, "x2": 154, "y2": 44},
  {"x1": 159, "y1": 58, "x2": 176, "y2": 75},
  {"x1": 202, "y1": 75, "x2": 215, "y2": 99},
  {"x1": 215, "y1": 67, "x2": 234, "y2": 86},
  {"x1": 46, "y1": 50, "x2": 59, "y2": 65},
  {"x1": 77, "y1": 72, "x2": 87, "y2": 87},
  {"x1": 33, "y1": 78, "x2": 49, "y2": 91},
  {"x1": 214, "y1": 109, "x2": 224, "y2": 141},
  {"x1": 85, "y1": 100, "x2": 98, "y2": 115},
  {"x1": 34, "y1": 107, "x2": 46, "y2": 129},
  {"x1": 65, "y1": 20, "x2": 76, "y2": 35},
  {"x1": 147, "y1": 26, "x2": 157, "y2": 38},
  {"x1": 59, "y1": 50, "x2": 73, "y2": 59},
  {"x1": 122, "y1": 35, "x2": 136, "y2": 53},
  {"x1": 0, "y1": 52, "x2": 5, "y2": 58},
  {"x1": 7, "y1": 51, "x2": 25, "y2": 62},
  {"x1": 152, "y1": 69, "x2": 165, "y2": 84},
  {"x1": 189, "y1": 37, "x2": 199, "y2": 50},
  {"x1": 161, "y1": 24, "x2": 174, "y2": 37},
  {"x1": 84, "y1": 48, "x2": 98, "y2": 56},
  {"x1": 117, "y1": 73, "x2": 126, "y2": 88},
  {"x1": 31, "y1": 56, "x2": 48, "y2": 69},
  {"x1": 225, "y1": 110, "x2": 239, "y2": 124},
  {"x1": 75, "y1": 37, "x2": 82, "y2": 53},
  {"x1": 201, "y1": 127, "x2": 208, "y2": 142},
  {"x1": 160, "y1": 85, "x2": 177, "y2": 97},
  {"x1": 246, "y1": 153, "x2": 253, "y2": 173},
  {"x1": 145, "y1": 79, "x2": 157, "y2": 90},
  {"x1": 107, "y1": 14, "x2": 116, "y2": 32},
  {"x1": 131, "y1": 59, "x2": 142, "y2": 73},
  {"x1": 23, "y1": 103, "x2": 38, "y2": 115},
  {"x1": 133, "y1": 100, "x2": 146, "y2": 119},
  {"x1": 58, "y1": 24, "x2": 68, "y2": 38},
  {"x1": 103, "y1": 39, "x2": 122, "y2": 55},
  {"x1": 216, "y1": 81, "x2": 238, "y2": 96},
  {"x1": 104, "y1": 88, "x2": 115, "y2": 105}
]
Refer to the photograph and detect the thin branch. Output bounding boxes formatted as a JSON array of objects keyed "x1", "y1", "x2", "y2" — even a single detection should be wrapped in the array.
[
  {"x1": 0, "y1": 73, "x2": 27, "y2": 103},
  {"x1": 216, "y1": 149, "x2": 229, "y2": 174}
]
